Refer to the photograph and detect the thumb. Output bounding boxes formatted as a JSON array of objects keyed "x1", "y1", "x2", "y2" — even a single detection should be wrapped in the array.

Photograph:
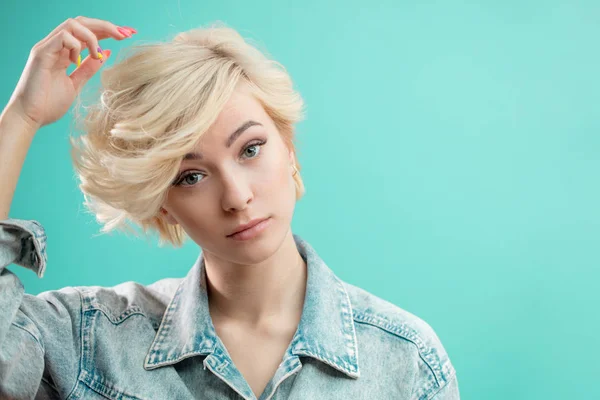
[{"x1": 70, "y1": 49, "x2": 112, "y2": 93}]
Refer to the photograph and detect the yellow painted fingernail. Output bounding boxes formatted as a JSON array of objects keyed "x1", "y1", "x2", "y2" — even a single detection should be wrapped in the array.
[{"x1": 77, "y1": 54, "x2": 81, "y2": 67}]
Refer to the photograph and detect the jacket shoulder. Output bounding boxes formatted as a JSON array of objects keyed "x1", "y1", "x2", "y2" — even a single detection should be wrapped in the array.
[
  {"x1": 342, "y1": 281, "x2": 455, "y2": 385},
  {"x1": 74, "y1": 276, "x2": 183, "y2": 327}
]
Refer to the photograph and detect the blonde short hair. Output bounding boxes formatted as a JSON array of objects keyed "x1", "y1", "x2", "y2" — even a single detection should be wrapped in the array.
[{"x1": 70, "y1": 22, "x2": 306, "y2": 248}]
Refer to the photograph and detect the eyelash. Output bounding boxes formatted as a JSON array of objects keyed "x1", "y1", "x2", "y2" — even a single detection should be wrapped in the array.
[{"x1": 173, "y1": 139, "x2": 267, "y2": 187}]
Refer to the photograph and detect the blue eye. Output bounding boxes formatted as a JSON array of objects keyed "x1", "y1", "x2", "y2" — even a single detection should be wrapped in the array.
[
  {"x1": 173, "y1": 139, "x2": 266, "y2": 188},
  {"x1": 177, "y1": 171, "x2": 204, "y2": 187},
  {"x1": 243, "y1": 143, "x2": 260, "y2": 159}
]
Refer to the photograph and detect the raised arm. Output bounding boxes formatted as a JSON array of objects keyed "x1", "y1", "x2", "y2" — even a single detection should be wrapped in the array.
[{"x1": 0, "y1": 16, "x2": 132, "y2": 397}]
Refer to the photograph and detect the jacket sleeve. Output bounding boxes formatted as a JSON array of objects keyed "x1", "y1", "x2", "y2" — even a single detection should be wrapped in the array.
[
  {"x1": 0, "y1": 218, "x2": 82, "y2": 399},
  {"x1": 429, "y1": 370, "x2": 460, "y2": 400}
]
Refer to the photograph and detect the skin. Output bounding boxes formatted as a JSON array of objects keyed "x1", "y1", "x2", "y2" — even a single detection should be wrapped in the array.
[{"x1": 160, "y1": 82, "x2": 307, "y2": 397}]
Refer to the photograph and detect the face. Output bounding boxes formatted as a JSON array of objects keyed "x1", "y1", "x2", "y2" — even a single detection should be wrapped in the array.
[{"x1": 160, "y1": 83, "x2": 298, "y2": 264}]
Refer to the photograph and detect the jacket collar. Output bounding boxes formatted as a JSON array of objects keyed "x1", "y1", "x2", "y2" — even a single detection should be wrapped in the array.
[{"x1": 144, "y1": 233, "x2": 360, "y2": 378}]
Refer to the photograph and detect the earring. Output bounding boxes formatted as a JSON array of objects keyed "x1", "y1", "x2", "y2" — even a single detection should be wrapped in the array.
[{"x1": 292, "y1": 164, "x2": 299, "y2": 176}]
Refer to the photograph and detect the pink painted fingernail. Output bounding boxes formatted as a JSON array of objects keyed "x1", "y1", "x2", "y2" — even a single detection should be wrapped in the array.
[
  {"x1": 123, "y1": 26, "x2": 137, "y2": 34},
  {"x1": 117, "y1": 27, "x2": 132, "y2": 37}
]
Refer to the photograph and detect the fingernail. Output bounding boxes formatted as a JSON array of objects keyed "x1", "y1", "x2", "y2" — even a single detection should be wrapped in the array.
[
  {"x1": 117, "y1": 27, "x2": 132, "y2": 38},
  {"x1": 97, "y1": 46, "x2": 104, "y2": 60},
  {"x1": 123, "y1": 26, "x2": 137, "y2": 34}
]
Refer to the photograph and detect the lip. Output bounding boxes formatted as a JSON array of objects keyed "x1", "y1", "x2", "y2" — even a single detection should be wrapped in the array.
[
  {"x1": 227, "y1": 217, "x2": 272, "y2": 241},
  {"x1": 227, "y1": 217, "x2": 270, "y2": 237}
]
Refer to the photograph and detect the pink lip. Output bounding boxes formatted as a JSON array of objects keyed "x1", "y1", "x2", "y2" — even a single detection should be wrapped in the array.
[
  {"x1": 228, "y1": 217, "x2": 269, "y2": 236},
  {"x1": 227, "y1": 217, "x2": 272, "y2": 241}
]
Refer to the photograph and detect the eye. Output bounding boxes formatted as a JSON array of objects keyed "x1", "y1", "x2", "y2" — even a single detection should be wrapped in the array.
[
  {"x1": 173, "y1": 139, "x2": 267, "y2": 188},
  {"x1": 174, "y1": 171, "x2": 205, "y2": 187},
  {"x1": 241, "y1": 140, "x2": 264, "y2": 160}
]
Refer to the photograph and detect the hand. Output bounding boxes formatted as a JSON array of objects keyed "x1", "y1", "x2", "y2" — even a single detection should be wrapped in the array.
[{"x1": 6, "y1": 16, "x2": 136, "y2": 131}]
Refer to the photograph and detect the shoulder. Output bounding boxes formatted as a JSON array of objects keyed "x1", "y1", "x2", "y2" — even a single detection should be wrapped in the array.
[
  {"x1": 69, "y1": 276, "x2": 183, "y2": 327},
  {"x1": 342, "y1": 280, "x2": 456, "y2": 386}
]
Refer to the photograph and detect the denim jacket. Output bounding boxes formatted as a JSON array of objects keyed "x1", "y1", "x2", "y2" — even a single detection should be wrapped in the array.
[{"x1": 0, "y1": 218, "x2": 459, "y2": 400}]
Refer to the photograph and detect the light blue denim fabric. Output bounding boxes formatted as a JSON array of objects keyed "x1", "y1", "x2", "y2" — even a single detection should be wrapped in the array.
[{"x1": 0, "y1": 218, "x2": 459, "y2": 400}]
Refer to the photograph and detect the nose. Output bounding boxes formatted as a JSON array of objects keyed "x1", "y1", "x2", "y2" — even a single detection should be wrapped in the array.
[{"x1": 220, "y1": 171, "x2": 254, "y2": 212}]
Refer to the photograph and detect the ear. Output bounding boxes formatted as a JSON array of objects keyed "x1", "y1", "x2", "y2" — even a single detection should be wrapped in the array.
[
  {"x1": 288, "y1": 148, "x2": 295, "y2": 164},
  {"x1": 160, "y1": 208, "x2": 178, "y2": 225}
]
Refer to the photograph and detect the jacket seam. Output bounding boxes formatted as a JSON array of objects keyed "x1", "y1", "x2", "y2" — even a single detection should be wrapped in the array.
[
  {"x1": 80, "y1": 369, "x2": 147, "y2": 400},
  {"x1": 9, "y1": 322, "x2": 44, "y2": 353},
  {"x1": 425, "y1": 369, "x2": 457, "y2": 400},
  {"x1": 353, "y1": 312, "x2": 445, "y2": 386},
  {"x1": 335, "y1": 275, "x2": 360, "y2": 374},
  {"x1": 65, "y1": 287, "x2": 85, "y2": 400},
  {"x1": 76, "y1": 288, "x2": 147, "y2": 325},
  {"x1": 83, "y1": 303, "x2": 146, "y2": 325}
]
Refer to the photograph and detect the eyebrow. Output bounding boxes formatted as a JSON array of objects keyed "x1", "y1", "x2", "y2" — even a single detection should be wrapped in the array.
[{"x1": 183, "y1": 120, "x2": 263, "y2": 161}]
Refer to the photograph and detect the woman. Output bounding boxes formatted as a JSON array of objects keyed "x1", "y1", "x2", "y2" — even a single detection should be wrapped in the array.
[{"x1": 0, "y1": 16, "x2": 459, "y2": 399}]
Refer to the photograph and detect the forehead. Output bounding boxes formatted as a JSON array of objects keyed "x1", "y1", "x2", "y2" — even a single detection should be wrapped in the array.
[
  {"x1": 184, "y1": 85, "x2": 272, "y2": 158},
  {"x1": 209, "y1": 85, "x2": 267, "y2": 136}
]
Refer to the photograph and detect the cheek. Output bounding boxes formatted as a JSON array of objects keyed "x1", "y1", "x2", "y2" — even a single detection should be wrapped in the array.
[
  {"x1": 164, "y1": 190, "x2": 210, "y2": 228},
  {"x1": 263, "y1": 153, "x2": 293, "y2": 193}
]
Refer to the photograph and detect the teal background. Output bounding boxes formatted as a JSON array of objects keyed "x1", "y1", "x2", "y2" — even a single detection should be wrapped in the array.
[{"x1": 2, "y1": 1, "x2": 599, "y2": 398}]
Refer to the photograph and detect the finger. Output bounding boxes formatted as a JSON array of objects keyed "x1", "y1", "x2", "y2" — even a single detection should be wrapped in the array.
[
  {"x1": 70, "y1": 49, "x2": 112, "y2": 93},
  {"x1": 37, "y1": 16, "x2": 130, "y2": 48},
  {"x1": 66, "y1": 19, "x2": 104, "y2": 60},
  {"x1": 73, "y1": 15, "x2": 132, "y2": 40},
  {"x1": 43, "y1": 30, "x2": 82, "y2": 65}
]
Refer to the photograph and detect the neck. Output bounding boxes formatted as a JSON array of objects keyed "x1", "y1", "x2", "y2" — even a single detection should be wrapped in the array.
[{"x1": 204, "y1": 229, "x2": 307, "y2": 332}]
